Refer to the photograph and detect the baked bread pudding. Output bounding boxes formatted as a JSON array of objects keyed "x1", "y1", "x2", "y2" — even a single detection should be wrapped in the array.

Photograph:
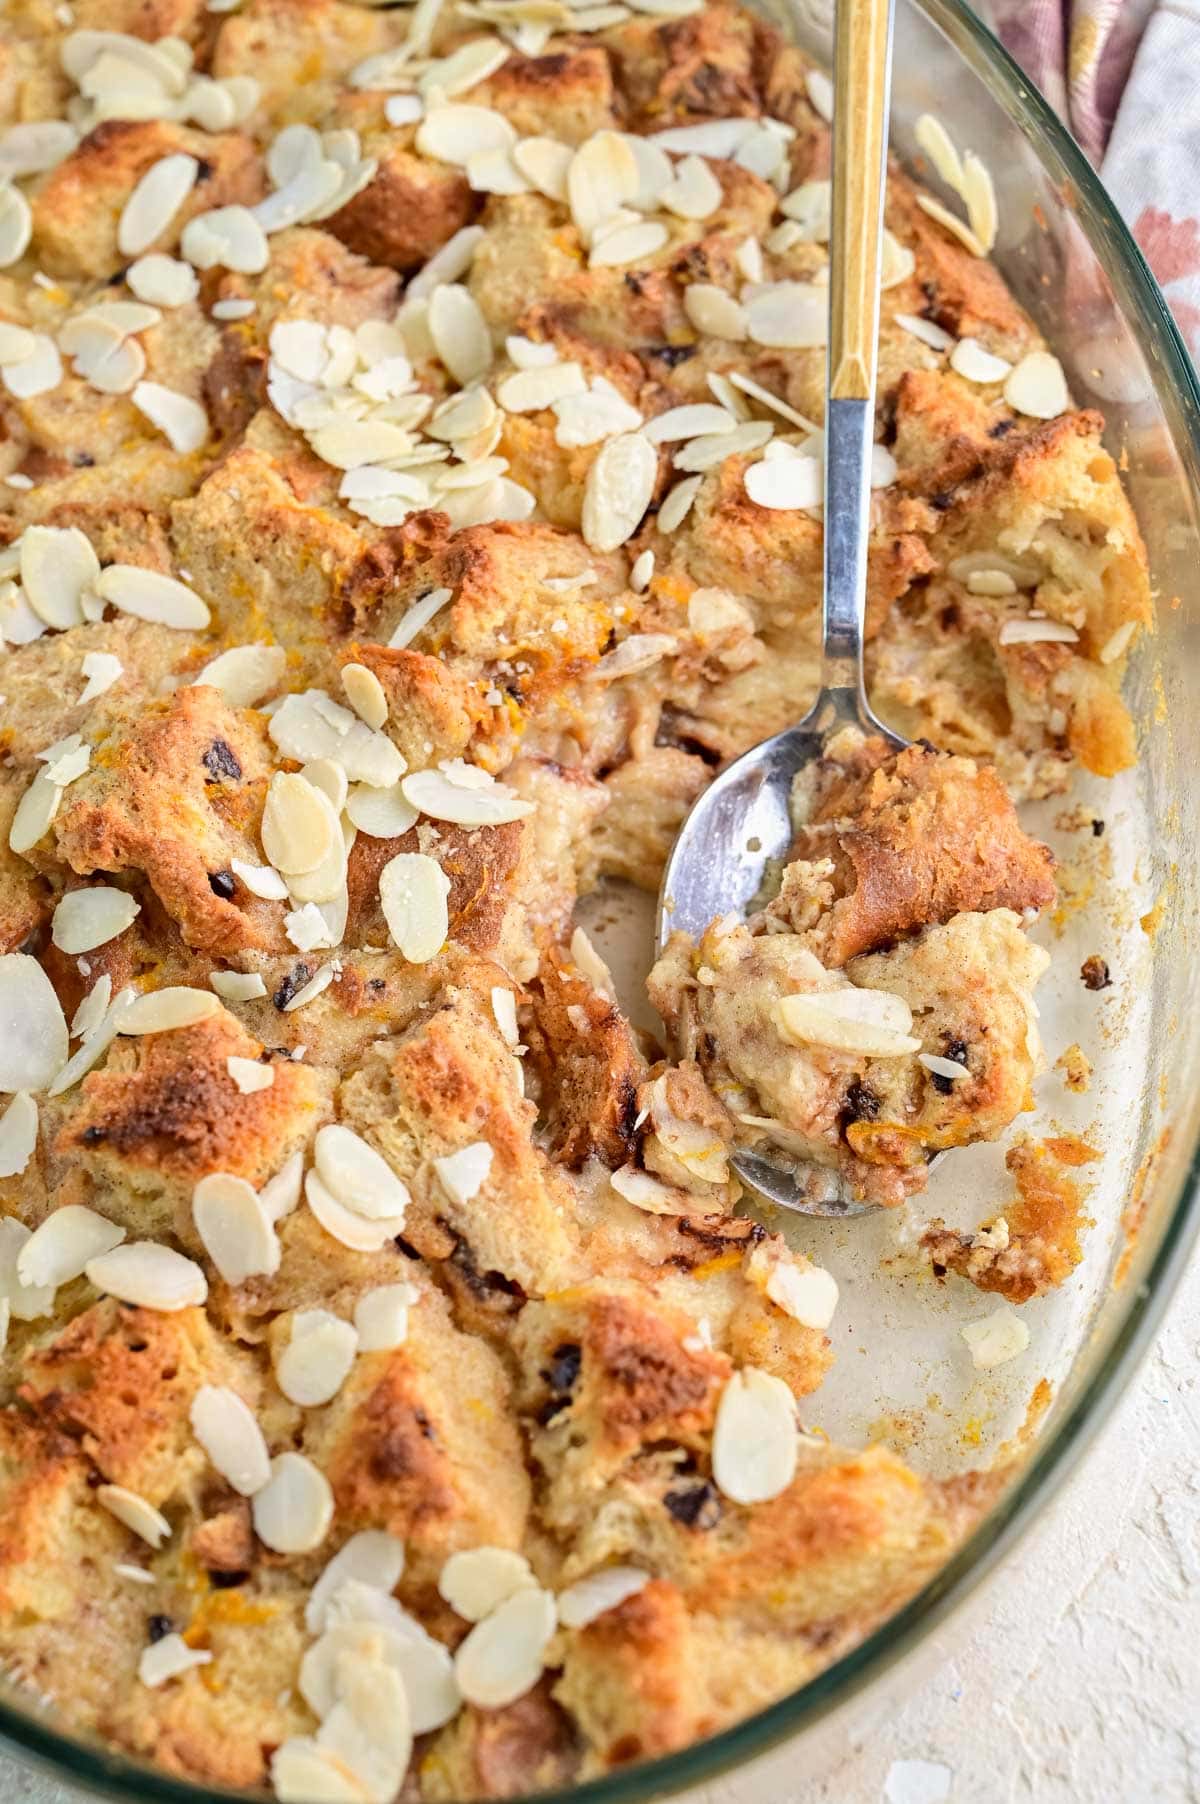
[{"x1": 0, "y1": 0, "x2": 1150, "y2": 1797}]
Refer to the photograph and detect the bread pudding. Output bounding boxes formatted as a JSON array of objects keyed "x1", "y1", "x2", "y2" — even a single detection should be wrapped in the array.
[{"x1": 0, "y1": 0, "x2": 1150, "y2": 1797}]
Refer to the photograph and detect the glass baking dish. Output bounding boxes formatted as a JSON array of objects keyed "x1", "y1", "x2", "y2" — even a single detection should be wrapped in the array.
[{"x1": 3, "y1": 0, "x2": 1199, "y2": 1798}]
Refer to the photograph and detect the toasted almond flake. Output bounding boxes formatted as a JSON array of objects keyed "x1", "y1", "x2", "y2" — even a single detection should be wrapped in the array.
[
  {"x1": 115, "y1": 1562, "x2": 156, "y2": 1584},
  {"x1": 588, "y1": 218, "x2": 668, "y2": 268},
  {"x1": 427, "y1": 283, "x2": 492, "y2": 385},
  {"x1": 433, "y1": 1141, "x2": 493, "y2": 1206},
  {"x1": 131, "y1": 379, "x2": 207, "y2": 453},
  {"x1": 0, "y1": 120, "x2": 79, "y2": 178},
  {"x1": 87, "y1": 1241, "x2": 208, "y2": 1310},
  {"x1": 965, "y1": 568, "x2": 1017, "y2": 597},
  {"x1": 262, "y1": 772, "x2": 337, "y2": 878},
  {"x1": 674, "y1": 418, "x2": 773, "y2": 472},
  {"x1": 775, "y1": 984, "x2": 919, "y2": 1057},
  {"x1": 0, "y1": 1091, "x2": 37, "y2": 1178},
  {"x1": 377, "y1": 850, "x2": 450, "y2": 963},
  {"x1": 417, "y1": 104, "x2": 516, "y2": 166},
  {"x1": 454, "y1": 1585, "x2": 556, "y2": 1708},
  {"x1": 270, "y1": 692, "x2": 405, "y2": 787},
  {"x1": 996, "y1": 618, "x2": 1079, "y2": 647},
  {"x1": 305, "y1": 1169, "x2": 405, "y2": 1249},
  {"x1": 0, "y1": 954, "x2": 69, "y2": 1091},
  {"x1": 0, "y1": 1218, "x2": 54, "y2": 1319},
  {"x1": 117, "y1": 152, "x2": 199, "y2": 257},
  {"x1": 712, "y1": 1367, "x2": 798, "y2": 1504},
  {"x1": 466, "y1": 146, "x2": 529, "y2": 195},
  {"x1": 226, "y1": 859, "x2": 287, "y2": 902},
  {"x1": 79, "y1": 650, "x2": 123, "y2": 703},
  {"x1": 16, "y1": 1205, "x2": 125, "y2": 1291},
  {"x1": 46, "y1": 984, "x2": 135, "y2": 1096},
  {"x1": 275, "y1": 1308, "x2": 359, "y2": 1407},
  {"x1": 0, "y1": 322, "x2": 37, "y2": 364},
  {"x1": 914, "y1": 113, "x2": 965, "y2": 191},
  {"x1": 407, "y1": 225, "x2": 486, "y2": 302},
  {"x1": 644, "y1": 403, "x2": 736, "y2": 445},
  {"x1": 628, "y1": 548, "x2": 655, "y2": 592},
  {"x1": 682, "y1": 283, "x2": 746, "y2": 340},
  {"x1": 283, "y1": 964, "x2": 335, "y2": 1011},
  {"x1": 779, "y1": 177, "x2": 830, "y2": 241},
  {"x1": 353, "y1": 1283, "x2": 417, "y2": 1352},
  {"x1": 609, "y1": 1163, "x2": 678, "y2": 1213},
  {"x1": 657, "y1": 152, "x2": 721, "y2": 220},
  {"x1": 765, "y1": 1259, "x2": 838, "y2": 1329},
  {"x1": 496, "y1": 362, "x2": 584, "y2": 413},
  {"x1": 40, "y1": 735, "x2": 92, "y2": 786},
  {"x1": 72, "y1": 975, "x2": 113, "y2": 1040},
  {"x1": 315, "y1": 1123, "x2": 411, "y2": 1223},
  {"x1": 744, "y1": 281, "x2": 827, "y2": 349},
  {"x1": 439, "y1": 1548, "x2": 535, "y2": 1623},
  {"x1": 340, "y1": 782, "x2": 415, "y2": 842},
  {"x1": 893, "y1": 311, "x2": 954, "y2": 352},
  {"x1": 426, "y1": 385, "x2": 496, "y2": 441},
  {"x1": 871, "y1": 443, "x2": 898, "y2": 487},
  {"x1": 949, "y1": 336, "x2": 1012, "y2": 384},
  {"x1": 95, "y1": 563, "x2": 209, "y2": 628},
  {"x1": 210, "y1": 970, "x2": 268, "y2": 1002},
  {"x1": 97, "y1": 1483, "x2": 171, "y2": 1547},
  {"x1": 511, "y1": 136, "x2": 573, "y2": 201},
  {"x1": 1099, "y1": 620, "x2": 1137, "y2": 665},
  {"x1": 17, "y1": 523, "x2": 97, "y2": 631},
  {"x1": 197, "y1": 642, "x2": 286, "y2": 708},
  {"x1": 251, "y1": 1154, "x2": 301, "y2": 1227},
  {"x1": 385, "y1": 93, "x2": 424, "y2": 127},
  {"x1": 556, "y1": 1565, "x2": 649, "y2": 1628},
  {"x1": 253, "y1": 1451, "x2": 334, "y2": 1554},
  {"x1": 301, "y1": 1613, "x2": 458, "y2": 1733},
  {"x1": 2, "y1": 333, "x2": 61, "y2": 398},
  {"x1": 401, "y1": 765, "x2": 534, "y2": 827},
  {"x1": 581, "y1": 431, "x2": 657, "y2": 552},
  {"x1": 1003, "y1": 349, "x2": 1069, "y2": 419},
  {"x1": 338, "y1": 663, "x2": 387, "y2": 732},
  {"x1": 283, "y1": 902, "x2": 334, "y2": 951},
  {"x1": 0, "y1": 186, "x2": 33, "y2": 268},
  {"x1": 914, "y1": 192, "x2": 986, "y2": 257},
  {"x1": 962, "y1": 1305, "x2": 1030, "y2": 1369},
  {"x1": 803, "y1": 66, "x2": 833, "y2": 119},
  {"x1": 743, "y1": 452, "x2": 821, "y2": 511},
  {"x1": 118, "y1": 986, "x2": 220, "y2": 1035},
  {"x1": 181, "y1": 204, "x2": 269, "y2": 273},
  {"x1": 125, "y1": 249, "x2": 198, "y2": 305},
  {"x1": 190, "y1": 1383, "x2": 270, "y2": 1495},
  {"x1": 224, "y1": 1055, "x2": 274, "y2": 1096},
  {"x1": 270, "y1": 1741, "x2": 367, "y2": 1804},
  {"x1": 138, "y1": 1632, "x2": 212, "y2": 1690},
  {"x1": 552, "y1": 385, "x2": 643, "y2": 450},
  {"x1": 961, "y1": 151, "x2": 997, "y2": 252},
  {"x1": 919, "y1": 1051, "x2": 970, "y2": 1081},
  {"x1": 647, "y1": 474, "x2": 697, "y2": 534},
  {"x1": 567, "y1": 130, "x2": 639, "y2": 241},
  {"x1": 51, "y1": 886, "x2": 140, "y2": 954},
  {"x1": 307, "y1": 1530, "x2": 407, "y2": 1635}
]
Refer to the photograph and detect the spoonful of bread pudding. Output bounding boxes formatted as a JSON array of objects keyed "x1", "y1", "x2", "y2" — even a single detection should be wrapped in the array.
[{"x1": 652, "y1": 0, "x2": 1057, "y2": 1215}]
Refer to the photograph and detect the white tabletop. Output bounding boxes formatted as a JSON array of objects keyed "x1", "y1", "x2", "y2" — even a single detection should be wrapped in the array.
[{"x1": 6, "y1": 1245, "x2": 1198, "y2": 1804}]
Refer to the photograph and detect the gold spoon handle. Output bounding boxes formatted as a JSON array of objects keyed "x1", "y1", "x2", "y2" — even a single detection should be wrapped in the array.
[{"x1": 828, "y1": 0, "x2": 895, "y2": 402}]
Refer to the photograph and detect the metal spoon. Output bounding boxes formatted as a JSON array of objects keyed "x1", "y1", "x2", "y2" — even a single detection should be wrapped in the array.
[{"x1": 656, "y1": 0, "x2": 903, "y2": 1218}]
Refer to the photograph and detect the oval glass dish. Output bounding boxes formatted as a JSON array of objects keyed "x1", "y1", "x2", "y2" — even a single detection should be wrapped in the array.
[{"x1": 3, "y1": 0, "x2": 1200, "y2": 1800}]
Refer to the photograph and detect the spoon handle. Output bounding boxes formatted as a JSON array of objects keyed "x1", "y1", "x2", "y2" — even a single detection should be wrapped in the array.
[{"x1": 821, "y1": 0, "x2": 896, "y2": 714}]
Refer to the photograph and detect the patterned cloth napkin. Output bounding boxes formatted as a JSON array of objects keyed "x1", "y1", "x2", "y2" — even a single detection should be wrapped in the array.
[{"x1": 987, "y1": 0, "x2": 1200, "y2": 352}]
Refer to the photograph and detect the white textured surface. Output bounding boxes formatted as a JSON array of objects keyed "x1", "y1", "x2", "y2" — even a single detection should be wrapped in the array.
[{"x1": 5, "y1": 1247, "x2": 1198, "y2": 1804}]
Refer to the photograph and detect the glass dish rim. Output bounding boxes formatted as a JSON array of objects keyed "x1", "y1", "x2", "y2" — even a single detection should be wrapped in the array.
[{"x1": 4, "y1": 2, "x2": 1200, "y2": 1800}]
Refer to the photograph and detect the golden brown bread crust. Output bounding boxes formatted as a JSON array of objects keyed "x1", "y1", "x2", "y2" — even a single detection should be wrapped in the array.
[{"x1": 781, "y1": 739, "x2": 1057, "y2": 965}]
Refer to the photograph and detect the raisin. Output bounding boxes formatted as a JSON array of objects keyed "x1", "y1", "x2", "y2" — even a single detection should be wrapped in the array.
[
  {"x1": 202, "y1": 739, "x2": 242, "y2": 782},
  {"x1": 272, "y1": 963, "x2": 311, "y2": 1011},
  {"x1": 147, "y1": 1615, "x2": 174, "y2": 1643},
  {"x1": 1080, "y1": 955, "x2": 1112, "y2": 991},
  {"x1": 208, "y1": 870, "x2": 236, "y2": 899},
  {"x1": 208, "y1": 1569, "x2": 248, "y2": 1590},
  {"x1": 664, "y1": 1481, "x2": 722, "y2": 1530},
  {"x1": 647, "y1": 344, "x2": 696, "y2": 368},
  {"x1": 842, "y1": 1079, "x2": 880, "y2": 1124},
  {"x1": 1091, "y1": 818, "x2": 1106, "y2": 837},
  {"x1": 544, "y1": 1343, "x2": 582, "y2": 1396}
]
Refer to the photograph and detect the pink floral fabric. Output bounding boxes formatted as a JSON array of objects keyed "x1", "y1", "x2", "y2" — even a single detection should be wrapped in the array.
[{"x1": 985, "y1": 0, "x2": 1200, "y2": 353}]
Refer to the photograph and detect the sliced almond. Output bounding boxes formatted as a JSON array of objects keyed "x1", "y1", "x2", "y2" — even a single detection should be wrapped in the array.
[
  {"x1": 1003, "y1": 350, "x2": 1069, "y2": 419},
  {"x1": 512, "y1": 136, "x2": 573, "y2": 200},
  {"x1": 117, "y1": 986, "x2": 221, "y2": 1034},
  {"x1": 556, "y1": 1565, "x2": 649, "y2": 1628},
  {"x1": 454, "y1": 1586, "x2": 556, "y2": 1709},
  {"x1": 198, "y1": 642, "x2": 286, "y2": 707},
  {"x1": 711, "y1": 1367, "x2": 798, "y2": 1504},
  {"x1": 314, "y1": 1123, "x2": 411, "y2": 1223},
  {"x1": 51, "y1": 886, "x2": 140, "y2": 954},
  {"x1": 341, "y1": 663, "x2": 388, "y2": 731},
  {"x1": 181, "y1": 205, "x2": 269, "y2": 273},
  {"x1": 439, "y1": 1547, "x2": 535, "y2": 1623},
  {"x1": 252, "y1": 1451, "x2": 334, "y2": 1554},
  {"x1": 567, "y1": 130, "x2": 639, "y2": 241},
  {"x1": 401, "y1": 766, "x2": 534, "y2": 827},
  {"x1": 427, "y1": 283, "x2": 492, "y2": 385},
  {"x1": 774, "y1": 985, "x2": 920, "y2": 1057},
  {"x1": 131, "y1": 379, "x2": 208, "y2": 453},
  {"x1": 86, "y1": 1241, "x2": 208, "y2": 1311},
  {"x1": 17, "y1": 1203, "x2": 124, "y2": 1289},
  {"x1": 0, "y1": 953, "x2": 69, "y2": 1091},
  {"x1": 744, "y1": 455, "x2": 822, "y2": 511},
  {"x1": 433, "y1": 1141, "x2": 492, "y2": 1205},
  {"x1": 193, "y1": 1172, "x2": 281, "y2": 1285},
  {"x1": 307, "y1": 1530, "x2": 407, "y2": 1635},
  {"x1": 682, "y1": 283, "x2": 746, "y2": 340},
  {"x1": 190, "y1": 1384, "x2": 271, "y2": 1495},
  {"x1": 96, "y1": 1483, "x2": 172, "y2": 1548},
  {"x1": 95, "y1": 564, "x2": 210, "y2": 628},
  {"x1": 378, "y1": 851, "x2": 451, "y2": 963},
  {"x1": 0, "y1": 1091, "x2": 37, "y2": 1179},
  {"x1": 581, "y1": 431, "x2": 656, "y2": 552},
  {"x1": 416, "y1": 105, "x2": 517, "y2": 167},
  {"x1": 950, "y1": 336, "x2": 1012, "y2": 383},
  {"x1": 496, "y1": 362, "x2": 585, "y2": 413},
  {"x1": 961, "y1": 1305, "x2": 1030, "y2": 1369},
  {"x1": 117, "y1": 152, "x2": 199, "y2": 257},
  {"x1": 275, "y1": 1308, "x2": 359, "y2": 1407},
  {"x1": 262, "y1": 772, "x2": 338, "y2": 877},
  {"x1": 353, "y1": 1283, "x2": 417, "y2": 1353},
  {"x1": 19, "y1": 524, "x2": 100, "y2": 631},
  {"x1": 745, "y1": 281, "x2": 827, "y2": 349}
]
